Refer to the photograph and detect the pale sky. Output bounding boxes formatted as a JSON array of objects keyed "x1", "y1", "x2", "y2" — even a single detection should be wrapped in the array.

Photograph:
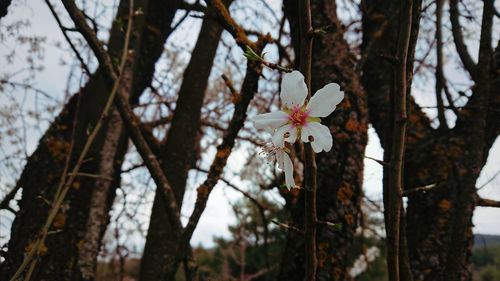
[{"x1": 0, "y1": 0, "x2": 499, "y2": 251}]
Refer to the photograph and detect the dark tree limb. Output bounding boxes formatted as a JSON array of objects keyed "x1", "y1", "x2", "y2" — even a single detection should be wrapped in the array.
[
  {"x1": 45, "y1": 0, "x2": 92, "y2": 76},
  {"x1": 434, "y1": 0, "x2": 447, "y2": 129},
  {"x1": 449, "y1": 0, "x2": 478, "y2": 79},
  {"x1": 60, "y1": 0, "x2": 183, "y2": 232},
  {"x1": 162, "y1": 59, "x2": 264, "y2": 280},
  {"x1": 383, "y1": 0, "x2": 413, "y2": 280},
  {"x1": 297, "y1": 0, "x2": 317, "y2": 280},
  {"x1": 476, "y1": 196, "x2": 500, "y2": 208}
]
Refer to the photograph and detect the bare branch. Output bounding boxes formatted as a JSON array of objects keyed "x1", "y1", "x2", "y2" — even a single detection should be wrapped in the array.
[
  {"x1": 60, "y1": 0, "x2": 183, "y2": 231},
  {"x1": 476, "y1": 196, "x2": 500, "y2": 208},
  {"x1": 45, "y1": 0, "x2": 92, "y2": 76},
  {"x1": 449, "y1": 0, "x2": 477, "y2": 78}
]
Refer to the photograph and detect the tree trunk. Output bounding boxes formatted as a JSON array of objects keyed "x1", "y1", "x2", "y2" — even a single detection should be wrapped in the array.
[
  {"x1": 279, "y1": 1, "x2": 368, "y2": 280},
  {"x1": 0, "y1": 0, "x2": 180, "y2": 280},
  {"x1": 139, "y1": 1, "x2": 232, "y2": 281},
  {"x1": 361, "y1": 0, "x2": 498, "y2": 280}
]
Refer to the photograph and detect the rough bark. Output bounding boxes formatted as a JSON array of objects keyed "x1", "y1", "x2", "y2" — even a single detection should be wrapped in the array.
[
  {"x1": 139, "y1": 1, "x2": 231, "y2": 281},
  {"x1": 0, "y1": 0, "x2": 180, "y2": 280},
  {"x1": 279, "y1": 1, "x2": 368, "y2": 280},
  {"x1": 361, "y1": 0, "x2": 498, "y2": 280}
]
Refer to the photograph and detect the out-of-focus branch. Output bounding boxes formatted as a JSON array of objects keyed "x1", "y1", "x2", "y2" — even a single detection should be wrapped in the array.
[
  {"x1": 434, "y1": 0, "x2": 447, "y2": 129},
  {"x1": 45, "y1": 0, "x2": 91, "y2": 76},
  {"x1": 449, "y1": 0, "x2": 477, "y2": 79},
  {"x1": 477, "y1": 0, "x2": 494, "y2": 70}
]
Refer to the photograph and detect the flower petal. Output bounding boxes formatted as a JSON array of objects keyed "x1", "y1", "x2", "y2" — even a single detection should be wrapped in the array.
[
  {"x1": 307, "y1": 83, "x2": 344, "y2": 117},
  {"x1": 272, "y1": 124, "x2": 297, "y2": 148},
  {"x1": 276, "y1": 150, "x2": 295, "y2": 189},
  {"x1": 280, "y1": 71, "x2": 308, "y2": 108},
  {"x1": 252, "y1": 111, "x2": 288, "y2": 130},
  {"x1": 301, "y1": 122, "x2": 333, "y2": 153}
]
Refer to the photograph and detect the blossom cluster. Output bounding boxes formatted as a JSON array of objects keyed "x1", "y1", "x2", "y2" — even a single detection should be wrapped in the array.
[{"x1": 251, "y1": 71, "x2": 344, "y2": 189}]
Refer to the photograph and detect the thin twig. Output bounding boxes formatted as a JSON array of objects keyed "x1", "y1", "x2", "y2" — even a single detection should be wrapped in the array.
[
  {"x1": 364, "y1": 155, "x2": 389, "y2": 166},
  {"x1": 45, "y1": 0, "x2": 92, "y2": 76},
  {"x1": 271, "y1": 220, "x2": 301, "y2": 233},
  {"x1": 402, "y1": 183, "x2": 436, "y2": 196}
]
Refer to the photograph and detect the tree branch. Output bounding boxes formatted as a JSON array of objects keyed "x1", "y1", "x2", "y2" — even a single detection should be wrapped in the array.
[
  {"x1": 163, "y1": 61, "x2": 263, "y2": 278},
  {"x1": 476, "y1": 196, "x2": 500, "y2": 208},
  {"x1": 449, "y1": 0, "x2": 477, "y2": 78},
  {"x1": 60, "y1": 0, "x2": 183, "y2": 232},
  {"x1": 298, "y1": 0, "x2": 317, "y2": 280},
  {"x1": 45, "y1": 0, "x2": 91, "y2": 76},
  {"x1": 383, "y1": 0, "x2": 413, "y2": 280},
  {"x1": 434, "y1": 0, "x2": 448, "y2": 129}
]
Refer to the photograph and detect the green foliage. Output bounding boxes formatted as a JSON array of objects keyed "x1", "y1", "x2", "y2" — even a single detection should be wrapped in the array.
[
  {"x1": 194, "y1": 195, "x2": 288, "y2": 280},
  {"x1": 472, "y1": 245, "x2": 500, "y2": 281}
]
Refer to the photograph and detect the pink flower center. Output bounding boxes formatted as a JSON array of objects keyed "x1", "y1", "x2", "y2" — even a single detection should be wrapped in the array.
[{"x1": 288, "y1": 106, "x2": 309, "y2": 127}]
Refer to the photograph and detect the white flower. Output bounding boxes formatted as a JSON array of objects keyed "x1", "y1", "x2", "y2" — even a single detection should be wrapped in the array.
[
  {"x1": 252, "y1": 70, "x2": 344, "y2": 153},
  {"x1": 260, "y1": 143, "x2": 295, "y2": 189}
]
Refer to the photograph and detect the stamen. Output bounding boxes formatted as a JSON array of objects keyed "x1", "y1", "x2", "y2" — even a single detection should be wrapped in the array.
[{"x1": 308, "y1": 135, "x2": 314, "y2": 142}]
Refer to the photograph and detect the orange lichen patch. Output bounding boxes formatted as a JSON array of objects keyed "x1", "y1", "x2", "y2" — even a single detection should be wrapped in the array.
[
  {"x1": 72, "y1": 181, "x2": 81, "y2": 190},
  {"x1": 337, "y1": 186, "x2": 353, "y2": 203},
  {"x1": 25, "y1": 241, "x2": 48, "y2": 256},
  {"x1": 335, "y1": 132, "x2": 349, "y2": 141},
  {"x1": 438, "y1": 199, "x2": 452, "y2": 211},
  {"x1": 39, "y1": 242, "x2": 48, "y2": 256},
  {"x1": 317, "y1": 242, "x2": 330, "y2": 268},
  {"x1": 345, "y1": 118, "x2": 361, "y2": 132},
  {"x1": 216, "y1": 147, "x2": 231, "y2": 159},
  {"x1": 287, "y1": 187, "x2": 301, "y2": 205},
  {"x1": 231, "y1": 93, "x2": 242, "y2": 104},
  {"x1": 53, "y1": 213, "x2": 66, "y2": 229},
  {"x1": 341, "y1": 99, "x2": 352, "y2": 110},
  {"x1": 46, "y1": 138, "x2": 70, "y2": 160},
  {"x1": 212, "y1": 0, "x2": 255, "y2": 50},
  {"x1": 345, "y1": 213, "x2": 355, "y2": 225},
  {"x1": 25, "y1": 241, "x2": 36, "y2": 253},
  {"x1": 435, "y1": 164, "x2": 450, "y2": 179},
  {"x1": 197, "y1": 185, "x2": 210, "y2": 198},
  {"x1": 330, "y1": 266, "x2": 342, "y2": 280},
  {"x1": 76, "y1": 239, "x2": 85, "y2": 252},
  {"x1": 448, "y1": 144, "x2": 463, "y2": 157},
  {"x1": 416, "y1": 169, "x2": 430, "y2": 181},
  {"x1": 456, "y1": 166, "x2": 468, "y2": 177},
  {"x1": 146, "y1": 24, "x2": 161, "y2": 37}
]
